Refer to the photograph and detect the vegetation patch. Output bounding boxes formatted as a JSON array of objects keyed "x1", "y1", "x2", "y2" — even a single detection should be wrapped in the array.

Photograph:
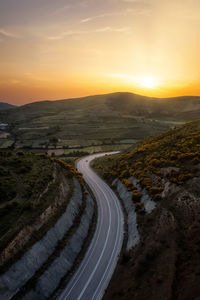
[
  {"x1": 0, "y1": 151, "x2": 83, "y2": 270},
  {"x1": 92, "y1": 119, "x2": 200, "y2": 201}
]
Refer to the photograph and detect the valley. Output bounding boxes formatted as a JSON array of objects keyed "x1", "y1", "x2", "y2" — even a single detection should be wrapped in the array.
[
  {"x1": 1, "y1": 93, "x2": 200, "y2": 299},
  {"x1": 1, "y1": 0, "x2": 200, "y2": 298},
  {"x1": 2, "y1": 91, "x2": 199, "y2": 160}
]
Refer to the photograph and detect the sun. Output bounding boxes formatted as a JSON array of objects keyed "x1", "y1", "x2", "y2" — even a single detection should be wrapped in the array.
[
  {"x1": 108, "y1": 73, "x2": 160, "y2": 91},
  {"x1": 137, "y1": 76, "x2": 158, "y2": 89}
]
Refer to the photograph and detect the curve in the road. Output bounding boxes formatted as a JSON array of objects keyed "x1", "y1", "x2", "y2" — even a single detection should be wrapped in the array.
[{"x1": 58, "y1": 152, "x2": 124, "y2": 300}]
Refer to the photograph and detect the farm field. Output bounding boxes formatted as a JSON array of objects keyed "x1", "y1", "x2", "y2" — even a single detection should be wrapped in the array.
[
  {"x1": 47, "y1": 143, "x2": 133, "y2": 156},
  {"x1": 1, "y1": 92, "x2": 200, "y2": 159},
  {"x1": 0, "y1": 92, "x2": 194, "y2": 154}
]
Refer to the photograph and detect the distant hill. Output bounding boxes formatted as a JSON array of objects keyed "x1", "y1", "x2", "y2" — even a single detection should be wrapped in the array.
[
  {"x1": 1, "y1": 92, "x2": 200, "y2": 145},
  {"x1": 2, "y1": 92, "x2": 200, "y2": 121},
  {"x1": 0, "y1": 102, "x2": 16, "y2": 110},
  {"x1": 13, "y1": 92, "x2": 200, "y2": 121}
]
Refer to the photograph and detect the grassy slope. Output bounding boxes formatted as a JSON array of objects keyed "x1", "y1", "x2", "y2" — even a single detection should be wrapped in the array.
[
  {"x1": 1, "y1": 92, "x2": 200, "y2": 144},
  {"x1": 93, "y1": 119, "x2": 200, "y2": 300},
  {"x1": 0, "y1": 151, "x2": 81, "y2": 252},
  {"x1": 94, "y1": 118, "x2": 200, "y2": 195}
]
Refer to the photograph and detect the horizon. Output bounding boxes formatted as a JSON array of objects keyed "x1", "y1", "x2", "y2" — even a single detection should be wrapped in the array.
[
  {"x1": 2, "y1": 90, "x2": 200, "y2": 106},
  {"x1": 1, "y1": 0, "x2": 200, "y2": 105}
]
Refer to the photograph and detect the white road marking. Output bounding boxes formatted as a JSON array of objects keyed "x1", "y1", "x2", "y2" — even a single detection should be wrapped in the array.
[{"x1": 58, "y1": 152, "x2": 123, "y2": 300}]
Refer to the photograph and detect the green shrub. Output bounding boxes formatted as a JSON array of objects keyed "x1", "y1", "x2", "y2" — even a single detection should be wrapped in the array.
[
  {"x1": 122, "y1": 179, "x2": 134, "y2": 191},
  {"x1": 153, "y1": 194, "x2": 162, "y2": 201},
  {"x1": 135, "y1": 202, "x2": 144, "y2": 210},
  {"x1": 193, "y1": 156, "x2": 200, "y2": 164},
  {"x1": 149, "y1": 186, "x2": 164, "y2": 195},
  {"x1": 132, "y1": 190, "x2": 142, "y2": 202}
]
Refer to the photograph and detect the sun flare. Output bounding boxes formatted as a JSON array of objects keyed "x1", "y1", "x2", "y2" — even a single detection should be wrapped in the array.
[
  {"x1": 137, "y1": 76, "x2": 158, "y2": 89},
  {"x1": 109, "y1": 73, "x2": 160, "y2": 92}
]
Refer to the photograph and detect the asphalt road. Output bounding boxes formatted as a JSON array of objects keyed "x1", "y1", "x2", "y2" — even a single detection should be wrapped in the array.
[{"x1": 58, "y1": 152, "x2": 124, "y2": 300}]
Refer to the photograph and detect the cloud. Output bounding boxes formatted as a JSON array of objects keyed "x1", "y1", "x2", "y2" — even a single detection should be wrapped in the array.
[
  {"x1": 122, "y1": 0, "x2": 151, "y2": 3},
  {"x1": 47, "y1": 30, "x2": 88, "y2": 40},
  {"x1": 81, "y1": 17, "x2": 93, "y2": 23},
  {"x1": 51, "y1": 0, "x2": 88, "y2": 16},
  {"x1": 120, "y1": 0, "x2": 153, "y2": 10},
  {"x1": 81, "y1": 12, "x2": 121, "y2": 23},
  {"x1": 81, "y1": 6, "x2": 151, "y2": 23},
  {"x1": 0, "y1": 28, "x2": 21, "y2": 39},
  {"x1": 122, "y1": 0, "x2": 140, "y2": 2},
  {"x1": 95, "y1": 26, "x2": 130, "y2": 33},
  {"x1": 47, "y1": 26, "x2": 131, "y2": 40},
  {"x1": 50, "y1": 4, "x2": 73, "y2": 16}
]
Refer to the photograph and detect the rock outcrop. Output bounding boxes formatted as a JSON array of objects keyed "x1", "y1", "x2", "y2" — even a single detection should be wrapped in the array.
[{"x1": 23, "y1": 194, "x2": 94, "y2": 299}]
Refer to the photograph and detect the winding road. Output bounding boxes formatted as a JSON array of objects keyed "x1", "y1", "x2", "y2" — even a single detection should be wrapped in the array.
[{"x1": 58, "y1": 152, "x2": 124, "y2": 300}]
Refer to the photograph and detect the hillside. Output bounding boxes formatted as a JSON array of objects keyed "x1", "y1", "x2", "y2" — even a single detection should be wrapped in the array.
[
  {"x1": 0, "y1": 92, "x2": 200, "y2": 155},
  {"x1": 0, "y1": 151, "x2": 54, "y2": 253},
  {"x1": 0, "y1": 151, "x2": 84, "y2": 265},
  {"x1": 92, "y1": 119, "x2": 200, "y2": 300},
  {"x1": 0, "y1": 151, "x2": 96, "y2": 299},
  {"x1": 0, "y1": 102, "x2": 16, "y2": 110}
]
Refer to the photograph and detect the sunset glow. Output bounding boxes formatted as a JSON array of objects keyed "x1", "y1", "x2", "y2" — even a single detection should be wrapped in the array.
[
  {"x1": 136, "y1": 76, "x2": 159, "y2": 89},
  {"x1": 0, "y1": 0, "x2": 200, "y2": 104}
]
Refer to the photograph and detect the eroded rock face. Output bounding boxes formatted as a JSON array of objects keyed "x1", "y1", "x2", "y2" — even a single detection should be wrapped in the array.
[
  {"x1": 186, "y1": 177, "x2": 200, "y2": 196},
  {"x1": 161, "y1": 180, "x2": 181, "y2": 198},
  {"x1": 23, "y1": 195, "x2": 94, "y2": 299},
  {"x1": 112, "y1": 179, "x2": 139, "y2": 251},
  {"x1": 112, "y1": 177, "x2": 156, "y2": 251},
  {"x1": 0, "y1": 178, "x2": 83, "y2": 300},
  {"x1": 105, "y1": 174, "x2": 200, "y2": 300},
  {"x1": 129, "y1": 176, "x2": 156, "y2": 213}
]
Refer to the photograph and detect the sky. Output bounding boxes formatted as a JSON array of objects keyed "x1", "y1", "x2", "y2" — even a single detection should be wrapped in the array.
[{"x1": 0, "y1": 0, "x2": 200, "y2": 105}]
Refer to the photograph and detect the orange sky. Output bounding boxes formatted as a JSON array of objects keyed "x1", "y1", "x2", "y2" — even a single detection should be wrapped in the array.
[{"x1": 0, "y1": 0, "x2": 200, "y2": 105}]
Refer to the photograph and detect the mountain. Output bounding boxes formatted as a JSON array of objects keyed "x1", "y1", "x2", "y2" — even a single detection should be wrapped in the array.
[
  {"x1": 93, "y1": 119, "x2": 200, "y2": 300},
  {"x1": 0, "y1": 102, "x2": 16, "y2": 110},
  {"x1": 1, "y1": 92, "x2": 200, "y2": 150},
  {"x1": 3, "y1": 92, "x2": 200, "y2": 120}
]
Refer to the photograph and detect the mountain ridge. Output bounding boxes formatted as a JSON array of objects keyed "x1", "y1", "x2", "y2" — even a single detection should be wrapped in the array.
[
  {"x1": 4, "y1": 92, "x2": 200, "y2": 117},
  {"x1": 0, "y1": 102, "x2": 16, "y2": 111},
  {"x1": 18, "y1": 92, "x2": 200, "y2": 108}
]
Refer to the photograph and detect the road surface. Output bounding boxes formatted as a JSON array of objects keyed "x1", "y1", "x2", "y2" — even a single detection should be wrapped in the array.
[{"x1": 58, "y1": 152, "x2": 124, "y2": 300}]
